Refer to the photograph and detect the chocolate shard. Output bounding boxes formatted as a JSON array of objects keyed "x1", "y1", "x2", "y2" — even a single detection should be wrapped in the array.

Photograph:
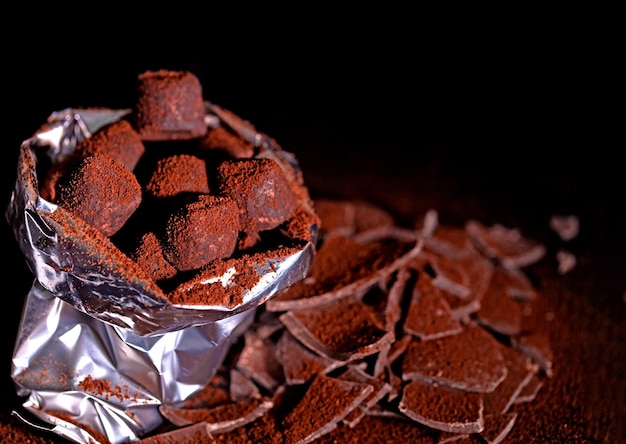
[
  {"x1": 475, "y1": 266, "x2": 525, "y2": 337},
  {"x1": 137, "y1": 422, "x2": 215, "y2": 443},
  {"x1": 549, "y1": 214, "x2": 580, "y2": 241},
  {"x1": 337, "y1": 365, "x2": 393, "y2": 428},
  {"x1": 466, "y1": 220, "x2": 546, "y2": 269},
  {"x1": 402, "y1": 324, "x2": 508, "y2": 393},
  {"x1": 159, "y1": 396, "x2": 273, "y2": 433},
  {"x1": 424, "y1": 225, "x2": 474, "y2": 260},
  {"x1": 318, "y1": 414, "x2": 436, "y2": 443},
  {"x1": 411, "y1": 250, "x2": 472, "y2": 299},
  {"x1": 279, "y1": 298, "x2": 395, "y2": 362},
  {"x1": 281, "y1": 373, "x2": 374, "y2": 444},
  {"x1": 398, "y1": 379, "x2": 484, "y2": 434},
  {"x1": 511, "y1": 332, "x2": 554, "y2": 378},
  {"x1": 440, "y1": 246, "x2": 494, "y2": 321},
  {"x1": 479, "y1": 412, "x2": 518, "y2": 444},
  {"x1": 235, "y1": 329, "x2": 284, "y2": 392},
  {"x1": 513, "y1": 373, "x2": 544, "y2": 404},
  {"x1": 267, "y1": 232, "x2": 423, "y2": 312},
  {"x1": 275, "y1": 330, "x2": 343, "y2": 385},
  {"x1": 482, "y1": 343, "x2": 538, "y2": 415},
  {"x1": 313, "y1": 198, "x2": 396, "y2": 238},
  {"x1": 384, "y1": 267, "x2": 412, "y2": 332},
  {"x1": 403, "y1": 273, "x2": 463, "y2": 341}
]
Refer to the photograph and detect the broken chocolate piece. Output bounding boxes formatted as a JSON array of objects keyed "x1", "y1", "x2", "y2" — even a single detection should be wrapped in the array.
[
  {"x1": 398, "y1": 379, "x2": 484, "y2": 434},
  {"x1": 281, "y1": 373, "x2": 373, "y2": 444},
  {"x1": 466, "y1": 220, "x2": 546, "y2": 269},
  {"x1": 402, "y1": 324, "x2": 508, "y2": 393}
]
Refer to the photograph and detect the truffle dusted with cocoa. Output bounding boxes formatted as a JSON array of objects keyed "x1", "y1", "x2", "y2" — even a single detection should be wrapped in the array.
[
  {"x1": 199, "y1": 125, "x2": 256, "y2": 159},
  {"x1": 216, "y1": 158, "x2": 299, "y2": 248},
  {"x1": 130, "y1": 231, "x2": 178, "y2": 282},
  {"x1": 162, "y1": 194, "x2": 241, "y2": 272},
  {"x1": 74, "y1": 119, "x2": 145, "y2": 171},
  {"x1": 145, "y1": 154, "x2": 210, "y2": 198},
  {"x1": 56, "y1": 153, "x2": 142, "y2": 237},
  {"x1": 134, "y1": 70, "x2": 207, "y2": 141}
]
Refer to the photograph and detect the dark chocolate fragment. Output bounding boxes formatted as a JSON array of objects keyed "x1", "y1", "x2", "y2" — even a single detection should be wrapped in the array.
[
  {"x1": 403, "y1": 273, "x2": 463, "y2": 341},
  {"x1": 476, "y1": 266, "x2": 525, "y2": 336},
  {"x1": 279, "y1": 298, "x2": 394, "y2": 362},
  {"x1": 281, "y1": 373, "x2": 373, "y2": 444},
  {"x1": 235, "y1": 329, "x2": 284, "y2": 392},
  {"x1": 479, "y1": 412, "x2": 518, "y2": 444},
  {"x1": 466, "y1": 220, "x2": 546, "y2": 269},
  {"x1": 402, "y1": 324, "x2": 508, "y2": 393},
  {"x1": 275, "y1": 331, "x2": 341, "y2": 385},
  {"x1": 398, "y1": 379, "x2": 484, "y2": 434},
  {"x1": 317, "y1": 414, "x2": 436, "y2": 443}
]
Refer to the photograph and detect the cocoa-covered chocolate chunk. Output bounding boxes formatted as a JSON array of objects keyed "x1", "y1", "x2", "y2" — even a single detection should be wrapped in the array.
[
  {"x1": 162, "y1": 195, "x2": 240, "y2": 271},
  {"x1": 74, "y1": 119, "x2": 145, "y2": 171},
  {"x1": 134, "y1": 69, "x2": 207, "y2": 141},
  {"x1": 216, "y1": 158, "x2": 298, "y2": 248},
  {"x1": 199, "y1": 125, "x2": 256, "y2": 159},
  {"x1": 145, "y1": 154, "x2": 210, "y2": 198},
  {"x1": 130, "y1": 231, "x2": 177, "y2": 282},
  {"x1": 56, "y1": 153, "x2": 142, "y2": 237}
]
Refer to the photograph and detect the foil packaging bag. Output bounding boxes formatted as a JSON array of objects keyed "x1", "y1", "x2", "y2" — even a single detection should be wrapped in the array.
[{"x1": 6, "y1": 105, "x2": 317, "y2": 443}]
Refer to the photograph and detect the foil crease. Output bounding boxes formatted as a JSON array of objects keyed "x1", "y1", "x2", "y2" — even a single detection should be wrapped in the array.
[{"x1": 6, "y1": 105, "x2": 318, "y2": 443}]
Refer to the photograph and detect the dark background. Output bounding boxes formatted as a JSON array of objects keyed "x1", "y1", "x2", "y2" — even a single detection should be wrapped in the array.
[{"x1": 2, "y1": 46, "x2": 624, "y2": 443}]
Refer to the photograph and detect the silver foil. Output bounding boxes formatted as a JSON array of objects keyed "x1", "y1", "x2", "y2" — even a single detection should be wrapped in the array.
[{"x1": 7, "y1": 104, "x2": 318, "y2": 443}]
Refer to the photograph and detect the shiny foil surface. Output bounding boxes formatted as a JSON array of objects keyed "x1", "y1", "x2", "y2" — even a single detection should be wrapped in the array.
[{"x1": 6, "y1": 105, "x2": 317, "y2": 443}]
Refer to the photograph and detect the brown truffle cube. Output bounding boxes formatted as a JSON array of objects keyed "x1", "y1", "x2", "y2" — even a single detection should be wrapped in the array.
[
  {"x1": 162, "y1": 195, "x2": 240, "y2": 272},
  {"x1": 74, "y1": 119, "x2": 145, "y2": 171},
  {"x1": 198, "y1": 125, "x2": 255, "y2": 159},
  {"x1": 56, "y1": 154, "x2": 142, "y2": 237},
  {"x1": 216, "y1": 158, "x2": 298, "y2": 248},
  {"x1": 135, "y1": 70, "x2": 207, "y2": 141},
  {"x1": 145, "y1": 154, "x2": 210, "y2": 198}
]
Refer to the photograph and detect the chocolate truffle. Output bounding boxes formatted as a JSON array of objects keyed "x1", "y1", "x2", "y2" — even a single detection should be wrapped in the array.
[
  {"x1": 74, "y1": 119, "x2": 145, "y2": 171},
  {"x1": 56, "y1": 153, "x2": 142, "y2": 237},
  {"x1": 162, "y1": 194, "x2": 240, "y2": 271},
  {"x1": 199, "y1": 125, "x2": 256, "y2": 159},
  {"x1": 134, "y1": 70, "x2": 207, "y2": 141},
  {"x1": 145, "y1": 154, "x2": 210, "y2": 198},
  {"x1": 130, "y1": 231, "x2": 178, "y2": 282},
  {"x1": 216, "y1": 158, "x2": 298, "y2": 248}
]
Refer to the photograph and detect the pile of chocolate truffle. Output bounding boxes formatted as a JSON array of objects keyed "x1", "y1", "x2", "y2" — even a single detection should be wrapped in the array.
[
  {"x1": 129, "y1": 198, "x2": 554, "y2": 444},
  {"x1": 38, "y1": 70, "x2": 317, "y2": 305}
]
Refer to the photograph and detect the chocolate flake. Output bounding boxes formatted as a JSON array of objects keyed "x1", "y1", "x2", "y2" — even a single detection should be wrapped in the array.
[
  {"x1": 279, "y1": 298, "x2": 394, "y2": 362},
  {"x1": 403, "y1": 273, "x2": 463, "y2": 341},
  {"x1": 479, "y1": 412, "x2": 518, "y2": 444},
  {"x1": 281, "y1": 374, "x2": 373, "y2": 444},
  {"x1": 549, "y1": 214, "x2": 580, "y2": 241},
  {"x1": 398, "y1": 380, "x2": 484, "y2": 434},
  {"x1": 466, "y1": 220, "x2": 546, "y2": 269},
  {"x1": 402, "y1": 324, "x2": 508, "y2": 393},
  {"x1": 275, "y1": 330, "x2": 343, "y2": 385}
]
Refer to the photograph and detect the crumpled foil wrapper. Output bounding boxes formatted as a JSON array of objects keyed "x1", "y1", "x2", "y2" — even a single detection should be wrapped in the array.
[{"x1": 6, "y1": 104, "x2": 318, "y2": 443}]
